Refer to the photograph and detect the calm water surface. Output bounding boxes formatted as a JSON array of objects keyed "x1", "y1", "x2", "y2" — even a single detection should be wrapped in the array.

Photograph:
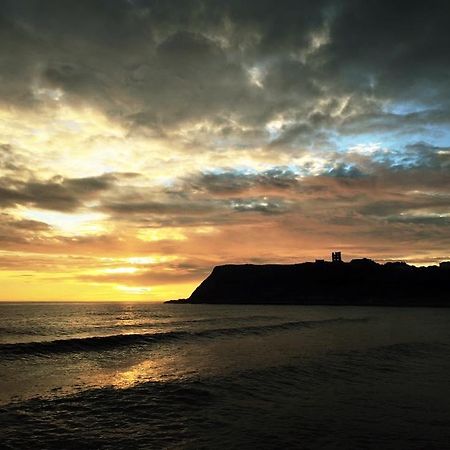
[{"x1": 1, "y1": 302, "x2": 450, "y2": 449}]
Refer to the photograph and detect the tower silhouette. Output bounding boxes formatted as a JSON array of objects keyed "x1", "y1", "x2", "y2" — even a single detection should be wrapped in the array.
[{"x1": 332, "y1": 251, "x2": 342, "y2": 263}]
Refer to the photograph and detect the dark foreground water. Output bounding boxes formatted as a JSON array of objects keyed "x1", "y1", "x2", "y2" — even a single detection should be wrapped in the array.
[{"x1": 1, "y1": 303, "x2": 450, "y2": 449}]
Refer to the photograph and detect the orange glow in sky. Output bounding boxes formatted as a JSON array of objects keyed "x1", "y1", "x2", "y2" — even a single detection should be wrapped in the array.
[{"x1": 1, "y1": 2, "x2": 449, "y2": 301}]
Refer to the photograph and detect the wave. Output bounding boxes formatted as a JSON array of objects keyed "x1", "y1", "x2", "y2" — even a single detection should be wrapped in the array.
[
  {"x1": 0, "y1": 317, "x2": 368, "y2": 358},
  {"x1": 105, "y1": 314, "x2": 284, "y2": 328},
  {"x1": 167, "y1": 314, "x2": 283, "y2": 325}
]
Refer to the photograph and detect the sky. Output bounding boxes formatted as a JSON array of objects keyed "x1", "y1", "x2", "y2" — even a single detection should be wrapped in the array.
[{"x1": 0, "y1": 0, "x2": 449, "y2": 301}]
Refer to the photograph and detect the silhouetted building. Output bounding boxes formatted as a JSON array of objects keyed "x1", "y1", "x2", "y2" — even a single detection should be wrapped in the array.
[
  {"x1": 332, "y1": 251, "x2": 342, "y2": 263},
  {"x1": 315, "y1": 259, "x2": 325, "y2": 264},
  {"x1": 440, "y1": 261, "x2": 450, "y2": 269}
]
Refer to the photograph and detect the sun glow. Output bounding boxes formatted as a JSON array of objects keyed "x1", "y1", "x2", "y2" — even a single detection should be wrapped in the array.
[
  {"x1": 137, "y1": 228, "x2": 188, "y2": 242},
  {"x1": 20, "y1": 209, "x2": 108, "y2": 236},
  {"x1": 115, "y1": 285, "x2": 152, "y2": 294},
  {"x1": 103, "y1": 267, "x2": 140, "y2": 274}
]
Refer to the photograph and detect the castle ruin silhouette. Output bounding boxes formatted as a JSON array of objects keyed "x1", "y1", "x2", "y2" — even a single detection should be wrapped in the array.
[{"x1": 332, "y1": 251, "x2": 342, "y2": 263}]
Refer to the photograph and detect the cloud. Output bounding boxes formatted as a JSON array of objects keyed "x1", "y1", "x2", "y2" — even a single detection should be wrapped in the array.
[
  {"x1": 0, "y1": 172, "x2": 132, "y2": 211},
  {"x1": 0, "y1": 0, "x2": 449, "y2": 151},
  {"x1": 0, "y1": 213, "x2": 51, "y2": 244},
  {"x1": 321, "y1": 0, "x2": 450, "y2": 101},
  {"x1": 186, "y1": 167, "x2": 300, "y2": 194}
]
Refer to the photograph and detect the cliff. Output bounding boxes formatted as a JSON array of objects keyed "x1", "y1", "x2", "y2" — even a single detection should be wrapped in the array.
[{"x1": 168, "y1": 260, "x2": 450, "y2": 306}]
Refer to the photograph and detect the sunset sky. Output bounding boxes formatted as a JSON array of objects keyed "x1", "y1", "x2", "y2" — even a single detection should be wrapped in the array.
[{"x1": 1, "y1": 0, "x2": 449, "y2": 301}]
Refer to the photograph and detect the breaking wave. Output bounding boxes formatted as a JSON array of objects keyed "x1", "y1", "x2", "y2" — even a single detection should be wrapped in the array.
[{"x1": 0, "y1": 317, "x2": 368, "y2": 358}]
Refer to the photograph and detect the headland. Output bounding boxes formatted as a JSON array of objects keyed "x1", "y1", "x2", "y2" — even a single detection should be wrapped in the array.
[{"x1": 167, "y1": 253, "x2": 450, "y2": 306}]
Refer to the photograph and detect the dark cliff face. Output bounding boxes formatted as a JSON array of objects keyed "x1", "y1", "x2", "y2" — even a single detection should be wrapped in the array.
[{"x1": 186, "y1": 261, "x2": 450, "y2": 306}]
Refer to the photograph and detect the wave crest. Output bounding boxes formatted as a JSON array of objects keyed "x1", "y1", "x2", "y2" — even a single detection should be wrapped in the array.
[{"x1": 0, "y1": 317, "x2": 367, "y2": 358}]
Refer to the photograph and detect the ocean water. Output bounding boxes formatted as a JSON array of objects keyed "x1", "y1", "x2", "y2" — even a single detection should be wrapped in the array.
[{"x1": 1, "y1": 303, "x2": 450, "y2": 449}]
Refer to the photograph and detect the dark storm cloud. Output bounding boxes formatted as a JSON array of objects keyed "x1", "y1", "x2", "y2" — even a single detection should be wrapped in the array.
[
  {"x1": 0, "y1": 185, "x2": 31, "y2": 207},
  {"x1": 184, "y1": 141, "x2": 449, "y2": 195},
  {"x1": 0, "y1": 0, "x2": 153, "y2": 107},
  {"x1": 0, "y1": 173, "x2": 128, "y2": 211},
  {"x1": 0, "y1": 0, "x2": 449, "y2": 141},
  {"x1": 0, "y1": 145, "x2": 34, "y2": 180},
  {"x1": 358, "y1": 195, "x2": 450, "y2": 219},
  {"x1": 102, "y1": 199, "x2": 218, "y2": 215},
  {"x1": 187, "y1": 167, "x2": 300, "y2": 194},
  {"x1": 339, "y1": 110, "x2": 450, "y2": 137},
  {"x1": 320, "y1": 0, "x2": 450, "y2": 103},
  {"x1": 102, "y1": 195, "x2": 292, "y2": 218},
  {"x1": 397, "y1": 143, "x2": 450, "y2": 170}
]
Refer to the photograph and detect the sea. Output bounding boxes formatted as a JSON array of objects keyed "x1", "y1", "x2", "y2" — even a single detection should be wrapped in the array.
[{"x1": 1, "y1": 302, "x2": 450, "y2": 449}]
